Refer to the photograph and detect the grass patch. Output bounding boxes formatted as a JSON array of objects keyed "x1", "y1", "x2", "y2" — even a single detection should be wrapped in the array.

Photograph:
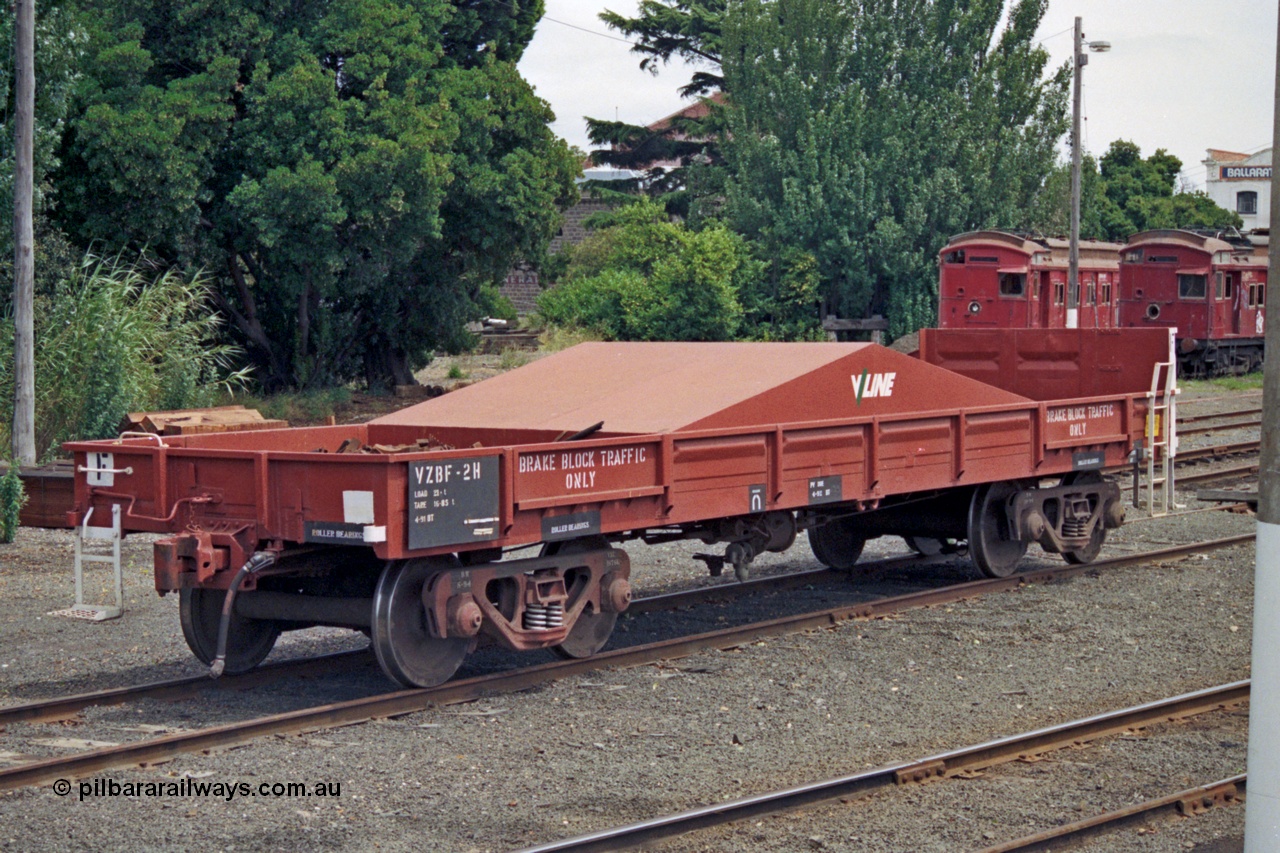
[
  {"x1": 1181, "y1": 373, "x2": 1265, "y2": 394},
  {"x1": 538, "y1": 325, "x2": 603, "y2": 353},
  {"x1": 498, "y1": 347, "x2": 531, "y2": 371},
  {"x1": 237, "y1": 387, "x2": 353, "y2": 425}
]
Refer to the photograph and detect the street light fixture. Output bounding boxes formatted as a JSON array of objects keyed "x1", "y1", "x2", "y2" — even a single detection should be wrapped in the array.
[{"x1": 1068, "y1": 18, "x2": 1110, "y2": 329}]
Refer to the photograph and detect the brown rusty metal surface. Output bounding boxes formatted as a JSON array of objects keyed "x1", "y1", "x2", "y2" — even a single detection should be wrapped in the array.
[
  {"x1": 370, "y1": 341, "x2": 1030, "y2": 435},
  {"x1": 2, "y1": 462, "x2": 74, "y2": 529},
  {"x1": 0, "y1": 533, "x2": 1253, "y2": 793},
  {"x1": 919, "y1": 327, "x2": 1173, "y2": 401}
]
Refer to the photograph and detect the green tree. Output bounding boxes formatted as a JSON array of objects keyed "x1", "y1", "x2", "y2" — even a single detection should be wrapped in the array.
[
  {"x1": 1090, "y1": 140, "x2": 1241, "y2": 240},
  {"x1": 722, "y1": 0, "x2": 1069, "y2": 338},
  {"x1": 50, "y1": 0, "x2": 579, "y2": 390},
  {"x1": 587, "y1": 1, "x2": 727, "y2": 217},
  {"x1": 536, "y1": 199, "x2": 745, "y2": 341}
]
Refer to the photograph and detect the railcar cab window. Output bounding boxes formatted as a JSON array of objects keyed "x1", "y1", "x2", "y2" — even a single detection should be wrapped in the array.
[
  {"x1": 1238, "y1": 191, "x2": 1258, "y2": 215},
  {"x1": 998, "y1": 272, "x2": 1026, "y2": 297},
  {"x1": 1178, "y1": 274, "x2": 1207, "y2": 299},
  {"x1": 1123, "y1": 249, "x2": 1143, "y2": 263},
  {"x1": 943, "y1": 249, "x2": 965, "y2": 264}
]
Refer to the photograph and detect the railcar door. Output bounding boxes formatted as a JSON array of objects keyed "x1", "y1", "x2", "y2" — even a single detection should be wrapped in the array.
[
  {"x1": 1217, "y1": 272, "x2": 1240, "y2": 336},
  {"x1": 1242, "y1": 270, "x2": 1267, "y2": 338},
  {"x1": 1097, "y1": 272, "x2": 1117, "y2": 328}
]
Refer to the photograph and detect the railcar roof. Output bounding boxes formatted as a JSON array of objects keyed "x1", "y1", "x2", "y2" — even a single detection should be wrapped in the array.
[{"x1": 372, "y1": 342, "x2": 1031, "y2": 435}]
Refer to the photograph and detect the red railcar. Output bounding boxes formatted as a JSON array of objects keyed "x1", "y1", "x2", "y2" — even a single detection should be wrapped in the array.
[
  {"x1": 938, "y1": 231, "x2": 1122, "y2": 330},
  {"x1": 1118, "y1": 229, "x2": 1267, "y2": 375},
  {"x1": 64, "y1": 329, "x2": 1174, "y2": 687}
]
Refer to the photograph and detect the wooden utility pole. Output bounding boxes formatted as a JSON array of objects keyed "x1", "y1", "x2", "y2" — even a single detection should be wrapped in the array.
[
  {"x1": 12, "y1": 0, "x2": 36, "y2": 465},
  {"x1": 1243, "y1": 2, "x2": 1280, "y2": 846}
]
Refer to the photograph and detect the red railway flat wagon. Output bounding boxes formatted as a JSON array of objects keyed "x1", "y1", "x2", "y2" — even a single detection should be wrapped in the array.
[
  {"x1": 939, "y1": 231, "x2": 1123, "y2": 330},
  {"x1": 1118, "y1": 229, "x2": 1267, "y2": 375},
  {"x1": 64, "y1": 328, "x2": 1174, "y2": 687}
]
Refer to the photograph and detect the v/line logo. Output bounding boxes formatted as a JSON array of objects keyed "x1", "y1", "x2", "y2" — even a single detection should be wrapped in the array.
[{"x1": 852, "y1": 370, "x2": 896, "y2": 403}]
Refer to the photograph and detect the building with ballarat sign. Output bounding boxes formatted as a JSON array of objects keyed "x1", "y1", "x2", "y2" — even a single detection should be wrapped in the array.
[{"x1": 1204, "y1": 147, "x2": 1272, "y2": 232}]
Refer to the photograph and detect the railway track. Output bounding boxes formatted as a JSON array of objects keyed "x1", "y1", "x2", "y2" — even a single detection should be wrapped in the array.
[
  {"x1": 0, "y1": 549, "x2": 937, "y2": 731},
  {"x1": 973, "y1": 775, "x2": 1245, "y2": 852},
  {"x1": 0, "y1": 533, "x2": 1253, "y2": 793},
  {"x1": 515, "y1": 681, "x2": 1250, "y2": 852}
]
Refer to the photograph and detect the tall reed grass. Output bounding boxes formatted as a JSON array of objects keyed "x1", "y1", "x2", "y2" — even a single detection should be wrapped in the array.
[{"x1": 0, "y1": 252, "x2": 250, "y2": 460}]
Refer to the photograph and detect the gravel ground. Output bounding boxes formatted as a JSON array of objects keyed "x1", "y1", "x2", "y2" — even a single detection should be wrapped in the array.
[{"x1": 0, "y1": 390, "x2": 1262, "y2": 852}]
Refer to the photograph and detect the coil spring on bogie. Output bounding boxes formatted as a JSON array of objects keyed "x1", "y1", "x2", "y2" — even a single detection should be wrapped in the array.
[
  {"x1": 1063, "y1": 497, "x2": 1092, "y2": 540},
  {"x1": 1062, "y1": 517, "x2": 1088, "y2": 538},
  {"x1": 523, "y1": 602, "x2": 565, "y2": 631}
]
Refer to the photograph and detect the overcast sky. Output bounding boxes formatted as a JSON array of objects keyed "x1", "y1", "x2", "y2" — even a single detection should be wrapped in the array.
[{"x1": 519, "y1": 1, "x2": 1278, "y2": 191}]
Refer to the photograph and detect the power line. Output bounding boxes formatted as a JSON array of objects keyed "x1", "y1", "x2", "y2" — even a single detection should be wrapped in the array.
[{"x1": 489, "y1": 0, "x2": 640, "y2": 47}]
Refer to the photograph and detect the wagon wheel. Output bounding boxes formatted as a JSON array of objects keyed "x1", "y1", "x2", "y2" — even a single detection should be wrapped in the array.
[
  {"x1": 1061, "y1": 471, "x2": 1107, "y2": 565},
  {"x1": 902, "y1": 536, "x2": 958, "y2": 557},
  {"x1": 807, "y1": 517, "x2": 866, "y2": 571},
  {"x1": 371, "y1": 556, "x2": 471, "y2": 688},
  {"x1": 179, "y1": 587, "x2": 281, "y2": 675},
  {"x1": 541, "y1": 536, "x2": 619, "y2": 660},
  {"x1": 966, "y1": 482, "x2": 1027, "y2": 579}
]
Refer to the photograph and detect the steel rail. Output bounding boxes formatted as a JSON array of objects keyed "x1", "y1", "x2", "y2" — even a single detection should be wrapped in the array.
[
  {"x1": 1176, "y1": 462, "x2": 1260, "y2": 486},
  {"x1": 1179, "y1": 418, "x2": 1262, "y2": 437},
  {"x1": 1177, "y1": 406, "x2": 1262, "y2": 425},
  {"x1": 515, "y1": 682, "x2": 1250, "y2": 853},
  {"x1": 0, "y1": 534, "x2": 1253, "y2": 793},
  {"x1": 973, "y1": 775, "x2": 1245, "y2": 852},
  {"x1": 0, "y1": 552, "x2": 934, "y2": 730},
  {"x1": 1172, "y1": 438, "x2": 1259, "y2": 462},
  {"x1": 0, "y1": 649, "x2": 374, "y2": 727}
]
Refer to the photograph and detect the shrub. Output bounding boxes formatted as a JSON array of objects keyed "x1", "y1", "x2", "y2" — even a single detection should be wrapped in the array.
[
  {"x1": 0, "y1": 464, "x2": 26, "y2": 544},
  {"x1": 0, "y1": 251, "x2": 251, "y2": 459},
  {"x1": 535, "y1": 200, "x2": 744, "y2": 341}
]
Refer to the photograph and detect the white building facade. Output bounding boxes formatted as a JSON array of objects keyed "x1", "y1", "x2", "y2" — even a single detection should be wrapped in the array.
[{"x1": 1203, "y1": 147, "x2": 1271, "y2": 232}]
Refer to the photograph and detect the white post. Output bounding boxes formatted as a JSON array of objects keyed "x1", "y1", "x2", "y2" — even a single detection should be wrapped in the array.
[
  {"x1": 1067, "y1": 17, "x2": 1083, "y2": 331},
  {"x1": 1243, "y1": 3, "x2": 1280, "y2": 846}
]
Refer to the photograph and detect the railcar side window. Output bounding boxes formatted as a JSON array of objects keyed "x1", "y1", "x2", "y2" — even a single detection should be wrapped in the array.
[
  {"x1": 998, "y1": 272, "x2": 1026, "y2": 297},
  {"x1": 1249, "y1": 281, "x2": 1266, "y2": 308},
  {"x1": 1100, "y1": 277, "x2": 1112, "y2": 304},
  {"x1": 1053, "y1": 279, "x2": 1065, "y2": 306},
  {"x1": 1215, "y1": 273, "x2": 1224, "y2": 299},
  {"x1": 1085, "y1": 278, "x2": 1096, "y2": 305},
  {"x1": 1238, "y1": 191, "x2": 1258, "y2": 215},
  {"x1": 1178, "y1": 274, "x2": 1207, "y2": 299}
]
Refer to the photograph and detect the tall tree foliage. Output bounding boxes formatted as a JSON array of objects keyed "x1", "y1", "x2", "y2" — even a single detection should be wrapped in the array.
[
  {"x1": 50, "y1": 0, "x2": 579, "y2": 389},
  {"x1": 1091, "y1": 141, "x2": 1240, "y2": 241},
  {"x1": 586, "y1": 1, "x2": 726, "y2": 216},
  {"x1": 721, "y1": 0, "x2": 1069, "y2": 338}
]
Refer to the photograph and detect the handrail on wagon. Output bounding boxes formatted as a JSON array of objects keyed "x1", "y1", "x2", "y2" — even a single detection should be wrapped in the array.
[{"x1": 115, "y1": 431, "x2": 168, "y2": 446}]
